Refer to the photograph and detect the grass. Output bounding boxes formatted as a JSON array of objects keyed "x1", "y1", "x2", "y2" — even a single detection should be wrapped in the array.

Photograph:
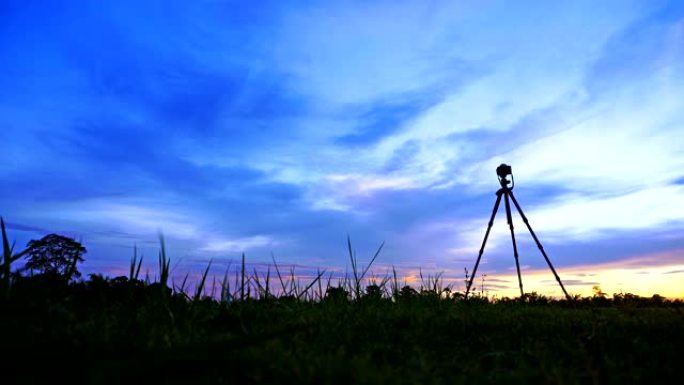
[
  {"x1": 1, "y1": 218, "x2": 683, "y2": 384},
  {"x1": 1, "y1": 217, "x2": 29, "y2": 298}
]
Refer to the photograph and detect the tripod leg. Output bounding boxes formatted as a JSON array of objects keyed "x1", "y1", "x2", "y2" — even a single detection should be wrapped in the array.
[
  {"x1": 504, "y1": 191, "x2": 524, "y2": 297},
  {"x1": 465, "y1": 190, "x2": 503, "y2": 298},
  {"x1": 508, "y1": 191, "x2": 572, "y2": 301}
]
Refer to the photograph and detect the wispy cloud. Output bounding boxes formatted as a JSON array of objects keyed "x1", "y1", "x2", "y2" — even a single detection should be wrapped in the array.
[{"x1": 201, "y1": 236, "x2": 276, "y2": 253}]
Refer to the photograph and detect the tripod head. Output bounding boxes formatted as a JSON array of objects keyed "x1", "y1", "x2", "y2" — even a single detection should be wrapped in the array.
[{"x1": 496, "y1": 163, "x2": 514, "y2": 189}]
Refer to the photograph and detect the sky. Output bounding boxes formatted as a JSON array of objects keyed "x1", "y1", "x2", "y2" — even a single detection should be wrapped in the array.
[{"x1": 1, "y1": 0, "x2": 683, "y2": 298}]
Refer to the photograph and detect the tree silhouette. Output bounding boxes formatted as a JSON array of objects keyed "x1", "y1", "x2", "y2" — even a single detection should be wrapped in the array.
[{"x1": 24, "y1": 234, "x2": 86, "y2": 280}]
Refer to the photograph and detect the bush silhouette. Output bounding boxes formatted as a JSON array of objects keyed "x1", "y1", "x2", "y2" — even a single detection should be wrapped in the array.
[{"x1": 325, "y1": 286, "x2": 349, "y2": 302}]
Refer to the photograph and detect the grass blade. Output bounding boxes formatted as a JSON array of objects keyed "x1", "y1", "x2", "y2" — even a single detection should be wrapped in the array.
[
  {"x1": 194, "y1": 259, "x2": 212, "y2": 301},
  {"x1": 297, "y1": 269, "x2": 326, "y2": 300},
  {"x1": 359, "y1": 241, "x2": 384, "y2": 281},
  {"x1": 158, "y1": 233, "x2": 170, "y2": 289},
  {"x1": 272, "y1": 252, "x2": 288, "y2": 295},
  {"x1": 240, "y1": 253, "x2": 246, "y2": 301},
  {"x1": 1, "y1": 217, "x2": 12, "y2": 297}
]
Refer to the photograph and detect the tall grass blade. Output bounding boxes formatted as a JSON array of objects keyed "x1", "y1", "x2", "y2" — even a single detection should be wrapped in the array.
[
  {"x1": 289, "y1": 266, "x2": 298, "y2": 297},
  {"x1": 252, "y1": 267, "x2": 265, "y2": 298},
  {"x1": 233, "y1": 270, "x2": 239, "y2": 299},
  {"x1": 272, "y1": 252, "x2": 288, "y2": 295},
  {"x1": 220, "y1": 266, "x2": 231, "y2": 303},
  {"x1": 179, "y1": 273, "x2": 190, "y2": 295},
  {"x1": 360, "y1": 241, "x2": 384, "y2": 281},
  {"x1": 129, "y1": 245, "x2": 138, "y2": 281},
  {"x1": 265, "y1": 266, "x2": 271, "y2": 299},
  {"x1": 193, "y1": 259, "x2": 212, "y2": 301},
  {"x1": 347, "y1": 235, "x2": 360, "y2": 298},
  {"x1": 419, "y1": 268, "x2": 425, "y2": 291},
  {"x1": 1, "y1": 217, "x2": 12, "y2": 264},
  {"x1": 158, "y1": 233, "x2": 170, "y2": 296},
  {"x1": 135, "y1": 255, "x2": 143, "y2": 281},
  {"x1": 392, "y1": 266, "x2": 399, "y2": 299},
  {"x1": 317, "y1": 268, "x2": 324, "y2": 300},
  {"x1": 296, "y1": 269, "x2": 326, "y2": 300},
  {"x1": 240, "y1": 253, "x2": 246, "y2": 301},
  {"x1": 1, "y1": 217, "x2": 13, "y2": 297},
  {"x1": 128, "y1": 245, "x2": 144, "y2": 281}
]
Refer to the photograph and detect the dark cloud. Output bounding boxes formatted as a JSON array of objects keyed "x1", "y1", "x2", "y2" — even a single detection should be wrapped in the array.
[
  {"x1": 336, "y1": 90, "x2": 444, "y2": 146},
  {"x1": 334, "y1": 57, "x2": 486, "y2": 149},
  {"x1": 545, "y1": 228, "x2": 684, "y2": 269},
  {"x1": 353, "y1": 186, "x2": 492, "y2": 229},
  {"x1": 584, "y1": 1, "x2": 684, "y2": 96},
  {"x1": 3, "y1": 222, "x2": 50, "y2": 234},
  {"x1": 383, "y1": 140, "x2": 421, "y2": 173},
  {"x1": 483, "y1": 283, "x2": 511, "y2": 290},
  {"x1": 482, "y1": 277, "x2": 511, "y2": 283}
]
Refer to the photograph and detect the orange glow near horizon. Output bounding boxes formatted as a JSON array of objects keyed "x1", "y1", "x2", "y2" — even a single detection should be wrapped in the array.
[
  {"x1": 92, "y1": 249, "x2": 684, "y2": 300},
  {"x1": 477, "y1": 249, "x2": 684, "y2": 299}
]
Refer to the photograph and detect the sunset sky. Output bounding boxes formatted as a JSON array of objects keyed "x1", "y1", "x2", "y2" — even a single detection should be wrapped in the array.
[{"x1": 1, "y1": 1, "x2": 683, "y2": 298}]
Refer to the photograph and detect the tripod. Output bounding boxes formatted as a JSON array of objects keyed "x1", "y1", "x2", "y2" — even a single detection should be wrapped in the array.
[{"x1": 464, "y1": 164, "x2": 571, "y2": 301}]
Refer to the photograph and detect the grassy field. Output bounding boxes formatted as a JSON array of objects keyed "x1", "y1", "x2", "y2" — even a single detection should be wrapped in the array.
[
  {"x1": 2, "y1": 221, "x2": 683, "y2": 384},
  {"x1": 3, "y1": 275, "x2": 683, "y2": 384}
]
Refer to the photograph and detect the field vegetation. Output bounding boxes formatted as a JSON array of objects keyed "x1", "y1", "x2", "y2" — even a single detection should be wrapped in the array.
[{"x1": 1, "y1": 218, "x2": 683, "y2": 384}]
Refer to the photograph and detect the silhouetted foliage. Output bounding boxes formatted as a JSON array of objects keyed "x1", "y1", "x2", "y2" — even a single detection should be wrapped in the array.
[
  {"x1": 23, "y1": 234, "x2": 86, "y2": 279},
  {"x1": 398, "y1": 285, "x2": 418, "y2": 299},
  {"x1": 1, "y1": 221, "x2": 683, "y2": 384},
  {"x1": 363, "y1": 284, "x2": 383, "y2": 300},
  {"x1": 519, "y1": 291, "x2": 551, "y2": 304},
  {"x1": 324, "y1": 286, "x2": 349, "y2": 302}
]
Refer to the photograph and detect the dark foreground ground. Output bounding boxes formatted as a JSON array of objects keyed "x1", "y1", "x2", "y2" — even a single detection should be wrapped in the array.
[{"x1": 2, "y1": 275, "x2": 683, "y2": 385}]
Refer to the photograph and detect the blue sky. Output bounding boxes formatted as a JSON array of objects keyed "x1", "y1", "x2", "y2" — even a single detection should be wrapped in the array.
[{"x1": 1, "y1": 1, "x2": 683, "y2": 296}]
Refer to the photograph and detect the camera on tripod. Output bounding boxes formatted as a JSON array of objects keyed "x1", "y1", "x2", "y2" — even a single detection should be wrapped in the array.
[
  {"x1": 496, "y1": 163, "x2": 513, "y2": 188},
  {"x1": 465, "y1": 163, "x2": 571, "y2": 301}
]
